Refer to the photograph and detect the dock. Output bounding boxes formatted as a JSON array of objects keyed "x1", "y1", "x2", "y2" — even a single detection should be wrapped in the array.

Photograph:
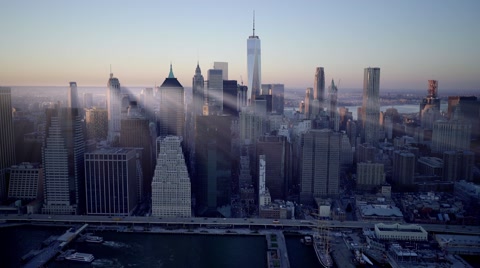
[
  {"x1": 265, "y1": 231, "x2": 290, "y2": 268},
  {"x1": 330, "y1": 235, "x2": 355, "y2": 268},
  {"x1": 22, "y1": 224, "x2": 89, "y2": 268}
]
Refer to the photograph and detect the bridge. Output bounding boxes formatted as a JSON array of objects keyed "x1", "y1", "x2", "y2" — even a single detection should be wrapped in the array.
[{"x1": 2, "y1": 214, "x2": 479, "y2": 235}]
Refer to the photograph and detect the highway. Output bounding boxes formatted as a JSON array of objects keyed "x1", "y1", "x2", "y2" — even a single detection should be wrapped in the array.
[{"x1": 1, "y1": 214, "x2": 479, "y2": 235}]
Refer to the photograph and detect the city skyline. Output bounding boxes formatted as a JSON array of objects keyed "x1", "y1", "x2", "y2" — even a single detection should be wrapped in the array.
[{"x1": 0, "y1": 1, "x2": 479, "y2": 90}]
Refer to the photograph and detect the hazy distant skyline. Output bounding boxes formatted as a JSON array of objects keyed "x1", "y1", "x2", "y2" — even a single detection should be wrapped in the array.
[{"x1": 1, "y1": 0, "x2": 479, "y2": 90}]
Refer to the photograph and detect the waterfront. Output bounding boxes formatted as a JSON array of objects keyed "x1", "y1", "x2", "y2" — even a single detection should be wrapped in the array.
[{"x1": 1, "y1": 226, "x2": 267, "y2": 268}]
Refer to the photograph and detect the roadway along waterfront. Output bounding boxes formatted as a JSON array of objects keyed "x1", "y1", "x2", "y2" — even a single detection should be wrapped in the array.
[{"x1": 1, "y1": 214, "x2": 479, "y2": 235}]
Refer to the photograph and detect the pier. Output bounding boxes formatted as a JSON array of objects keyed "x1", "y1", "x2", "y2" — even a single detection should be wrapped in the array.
[
  {"x1": 22, "y1": 224, "x2": 89, "y2": 268},
  {"x1": 265, "y1": 230, "x2": 290, "y2": 268}
]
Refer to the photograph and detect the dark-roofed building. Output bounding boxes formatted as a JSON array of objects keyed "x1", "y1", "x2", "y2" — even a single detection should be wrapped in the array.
[{"x1": 157, "y1": 64, "x2": 185, "y2": 139}]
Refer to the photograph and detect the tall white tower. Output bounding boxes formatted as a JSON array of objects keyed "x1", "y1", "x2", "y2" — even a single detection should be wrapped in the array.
[
  {"x1": 107, "y1": 72, "x2": 122, "y2": 143},
  {"x1": 247, "y1": 12, "x2": 261, "y2": 103}
]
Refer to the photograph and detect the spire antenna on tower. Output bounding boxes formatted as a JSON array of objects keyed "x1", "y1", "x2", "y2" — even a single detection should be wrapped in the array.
[{"x1": 253, "y1": 10, "x2": 255, "y2": 37}]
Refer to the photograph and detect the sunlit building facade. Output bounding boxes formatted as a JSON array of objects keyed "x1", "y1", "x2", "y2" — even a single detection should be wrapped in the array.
[{"x1": 152, "y1": 136, "x2": 191, "y2": 218}]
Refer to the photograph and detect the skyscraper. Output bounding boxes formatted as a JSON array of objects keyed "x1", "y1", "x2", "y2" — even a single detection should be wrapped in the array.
[
  {"x1": 42, "y1": 107, "x2": 85, "y2": 214},
  {"x1": 247, "y1": 12, "x2": 261, "y2": 102},
  {"x1": 194, "y1": 115, "x2": 232, "y2": 216},
  {"x1": 151, "y1": 136, "x2": 191, "y2": 218},
  {"x1": 157, "y1": 64, "x2": 185, "y2": 138},
  {"x1": 223, "y1": 80, "x2": 239, "y2": 116},
  {"x1": 120, "y1": 101, "x2": 156, "y2": 194},
  {"x1": 207, "y1": 69, "x2": 223, "y2": 115},
  {"x1": 213, "y1": 62, "x2": 228, "y2": 80},
  {"x1": 431, "y1": 119, "x2": 471, "y2": 153},
  {"x1": 419, "y1": 80, "x2": 441, "y2": 129},
  {"x1": 299, "y1": 129, "x2": 340, "y2": 204},
  {"x1": 68, "y1": 82, "x2": 79, "y2": 109},
  {"x1": 84, "y1": 148, "x2": 138, "y2": 215},
  {"x1": 85, "y1": 108, "x2": 108, "y2": 140},
  {"x1": 192, "y1": 63, "x2": 205, "y2": 117},
  {"x1": 362, "y1": 67, "x2": 381, "y2": 144},
  {"x1": 392, "y1": 150, "x2": 415, "y2": 186},
  {"x1": 0, "y1": 87, "x2": 16, "y2": 200},
  {"x1": 327, "y1": 79, "x2": 338, "y2": 131},
  {"x1": 256, "y1": 135, "x2": 290, "y2": 200},
  {"x1": 304, "y1": 88, "x2": 313, "y2": 119},
  {"x1": 313, "y1": 67, "x2": 325, "y2": 111},
  {"x1": 106, "y1": 73, "x2": 122, "y2": 143}
]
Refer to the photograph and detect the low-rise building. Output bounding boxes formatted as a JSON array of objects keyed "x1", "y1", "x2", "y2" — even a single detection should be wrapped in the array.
[{"x1": 374, "y1": 223, "x2": 428, "y2": 241}]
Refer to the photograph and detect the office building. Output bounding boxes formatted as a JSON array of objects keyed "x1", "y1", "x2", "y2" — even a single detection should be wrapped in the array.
[
  {"x1": 443, "y1": 150, "x2": 474, "y2": 182},
  {"x1": 192, "y1": 63, "x2": 205, "y2": 117},
  {"x1": 357, "y1": 143, "x2": 376, "y2": 163},
  {"x1": 206, "y1": 69, "x2": 223, "y2": 115},
  {"x1": 85, "y1": 108, "x2": 108, "y2": 141},
  {"x1": 447, "y1": 96, "x2": 480, "y2": 139},
  {"x1": 13, "y1": 117, "x2": 35, "y2": 164},
  {"x1": 357, "y1": 162, "x2": 385, "y2": 188},
  {"x1": 256, "y1": 135, "x2": 290, "y2": 200},
  {"x1": 106, "y1": 73, "x2": 122, "y2": 143},
  {"x1": 247, "y1": 13, "x2": 261, "y2": 102},
  {"x1": 152, "y1": 136, "x2": 191, "y2": 218},
  {"x1": 392, "y1": 150, "x2": 415, "y2": 186},
  {"x1": 362, "y1": 67, "x2": 381, "y2": 144},
  {"x1": 314, "y1": 67, "x2": 325, "y2": 111},
  {"x1": 237, "y1": 85, "x2": 248, "y2": 110},
  {"x1": 84, "y1": 148, "x2": 138, "y2": 215},
  {"x1": 0, "y1": 87, "x2": 16, "y2": 200},
  {"x1": 304, "y1": 88, "x2": 313, "y2": 119},
  {"x1": 417, "y1": 157, "x2": 443, "y2": 178},
  {"x1": 299, "y1": 129, "x2": 340, "y2": 204},
  {"x1": 68, "y1": 82, "x2": 79, "y2": 109},
  {"x1": 139, "y1": 87, "x2": 155, "y2": 122},
  {"x1": 194, "y1": 115, "x2": 232, "y2": 216},
  {"x1": 327, "y1": 79, "x2": 338, "y2": 131},
  {"x1": 262, "y1": 84, "x2": 285, "y2": 115},
  {"x1": 223, "y1": 80, "x2": 238, "y2": 116},
  {"x1": 258, "y1": 155, "x2": 271, "y2": 206},
  {"x1": 431, "y1": 119, "x2": 471, "y2": 153},
  {"x1": 157, "y1": 64, "x2": 185, "y2": 138},
  {"x1": 8, "y1": 162, "x2": 43, "y2": 201},
  {"x1": 42, "y1": 107, "x2": 85, "y2": 214},
  {"x1": 419, "y1": 80, "x2": 441, "y2": 129},
  {"x1": 120, "y1": 101, "x2": 156, "y2": 194},
  {"x1": 83, "y1": 92, "x2": 93, "y2": 109},
  {"x1": 213, "y1": 61, "x2": 228, "y2": 80}
]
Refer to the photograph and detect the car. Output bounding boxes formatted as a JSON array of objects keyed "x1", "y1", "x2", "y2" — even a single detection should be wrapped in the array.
[{"x1": 272, "y1": 219, "x2": 280, "y2": 224}]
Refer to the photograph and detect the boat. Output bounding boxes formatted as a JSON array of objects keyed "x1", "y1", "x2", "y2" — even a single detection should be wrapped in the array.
[
  {"x1": 85, "y1": 235, "x2": 104, "y2": 243},
  {"x1": 313, "y1": 223, "x2": 333, "y2": 268},
  {"x1": 353, "y1": 249, "x2": 373, "y2": 266},
  {"x1": 65, "y1": 252, "x2": 95, "y2": 262}
]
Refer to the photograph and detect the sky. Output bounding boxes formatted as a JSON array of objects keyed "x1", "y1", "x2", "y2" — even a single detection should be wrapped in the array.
[{"x1": 0, "y1": 0, "x2": 479, "y2": 91}]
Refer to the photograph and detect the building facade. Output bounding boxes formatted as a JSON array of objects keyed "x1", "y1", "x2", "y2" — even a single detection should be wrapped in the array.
[
  {"x1": 431, "y1": 119, "x2": 471, "y2": 153},
  {"x1": 42, "y1": 108, "x2": 85, "y2": 214},
  {"x1": 152, "y1": 136, "x2": 191, "y2": 218},
  {"x1": 8, "y1": 162, "x2": 43, "y2": 201},
  {"x1": 157, "y1": 65, "x2": 185, "y2": 138},
  {"x1": 106, "y1": 73, "x2": 122, "y2": 143},
  {"x1": 84, "y1": 148, "x2": 138, "y2": 215},
  {"x1": 362, "y1": 67, "x2": 381, "y2": 144},
  {"x1": 0, "y1": 87, "x2": 16, "y2": 200},
  {"x1": 299, "y1": 129, "x2": 340, "y2": 204},
  {"x1": 85, "y1": 108, "x2": 108, "y2": 141}
]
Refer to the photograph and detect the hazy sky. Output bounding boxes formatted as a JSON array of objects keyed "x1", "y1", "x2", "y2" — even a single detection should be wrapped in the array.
[{"x1": 1, "y1": 0, "x2": 479, "y2": 90}]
